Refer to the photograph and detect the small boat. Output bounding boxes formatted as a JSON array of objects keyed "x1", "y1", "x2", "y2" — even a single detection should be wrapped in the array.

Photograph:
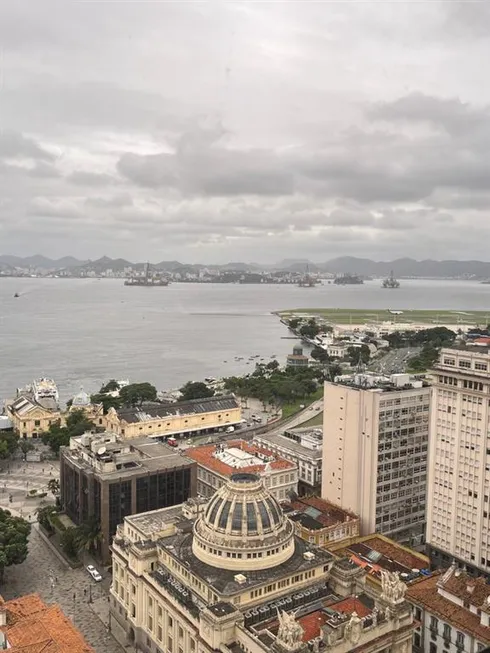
[{"x1": 13, "y1": 293, "x2": 19, "y2": 298}]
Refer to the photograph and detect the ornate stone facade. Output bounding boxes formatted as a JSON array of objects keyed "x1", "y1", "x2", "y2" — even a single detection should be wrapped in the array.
[{"x1": 109, "y1": 475, "x2": 415, "y2": 653}]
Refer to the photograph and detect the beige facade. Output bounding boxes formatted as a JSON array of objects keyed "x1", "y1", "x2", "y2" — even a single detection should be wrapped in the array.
[
  {"x1": 322, "y1": 374, "x2": 430, "y2": 546},
  {"x1": 103, "y1": 395, "x2": 241, "y2": 439},
  {"x1": 5, "y1": 396, "x2": 63, "y2": 439},
  {"x1": 426, "y1": 347, "x2": 490, "y2": 575},
  {"x1": 109, "y1": 475, "x2": 415, "y2": 653}
]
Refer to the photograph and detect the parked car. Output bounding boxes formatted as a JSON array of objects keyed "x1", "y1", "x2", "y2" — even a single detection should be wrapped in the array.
[
  {"x1": 86, "y1": 565, "x2": 102, "y2": 582},
  {"x1": 167, "y1": 437, "x2": 178, "y2": 447}
]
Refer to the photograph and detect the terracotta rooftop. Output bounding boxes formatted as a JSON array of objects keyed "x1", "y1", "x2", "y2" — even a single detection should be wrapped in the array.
[
  {"x1": 331, "y1": 534, "x2": 429, "y2": 575},
  {"x1": 0, "y1": 594, "x2": 94, "y2": 653},
  {"x1": 282, "y1": 496, "x2": 358, "y2": 530},
  {"x1": 186, "y1": 440, "x2": 295, "y2": 477},
  {"x1": 407, "y1": 572, "x2": 490, "y2": 645},
  {"x1": 359, "y1": 536, "x2": 427, "y2": 571}
]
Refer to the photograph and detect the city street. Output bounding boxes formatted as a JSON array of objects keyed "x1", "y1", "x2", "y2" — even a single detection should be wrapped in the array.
[
  {"x1": 370, "y1": 346, "x2": 422, "y2": 375},
  {"x1": 2, "y1": 526, "x2": 124, "y2": 653}
]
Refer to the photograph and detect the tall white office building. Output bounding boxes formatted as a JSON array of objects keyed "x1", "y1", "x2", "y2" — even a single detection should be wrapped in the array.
[
  {"x1": 322, "y1": 373, "x2": 430, "y2": 546},
  {"x1": 426, "y1": 347, "x2": 490, "y2": 575}
]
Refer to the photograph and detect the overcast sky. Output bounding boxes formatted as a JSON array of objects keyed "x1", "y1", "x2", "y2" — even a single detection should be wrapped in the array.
[{"x1": 1, "y1": 1, "x2": 489, "y2": 263}]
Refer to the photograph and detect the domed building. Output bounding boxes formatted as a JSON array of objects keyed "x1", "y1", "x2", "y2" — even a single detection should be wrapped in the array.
[
  {"x1": 110, "y1": 474, "x2": 416, "y2": 653},
  {"x1": 193, "y1": 473, "x2": 295, "y2": 571},
  {"x1": 68, "y1": 387, "x2": 103, "y2": 423}
]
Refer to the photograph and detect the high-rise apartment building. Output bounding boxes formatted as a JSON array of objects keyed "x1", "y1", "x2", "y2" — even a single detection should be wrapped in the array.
[
  {"x1": 426, "y1": 347, "x2": 490, "y2": 576},
  {"x1": 322, "y1": 373, "x2": 430, "y2": 546}
]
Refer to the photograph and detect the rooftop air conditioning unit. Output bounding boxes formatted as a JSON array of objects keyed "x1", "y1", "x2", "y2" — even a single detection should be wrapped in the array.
[
  {"x1": 234, "y1": 573, "x2": 247, "y2": 585},
  {"x1": 303, "y1": 552, "x2": 315, "y2": 561}
]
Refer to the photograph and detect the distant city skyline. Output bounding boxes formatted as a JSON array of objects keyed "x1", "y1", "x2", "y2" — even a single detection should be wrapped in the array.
[{"x1": 1, "y1": 3, "x2": 490, "y2": 262}]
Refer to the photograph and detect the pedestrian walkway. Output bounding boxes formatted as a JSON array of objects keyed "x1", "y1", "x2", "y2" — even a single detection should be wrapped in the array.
[{"x1": 2, "y1": 527, "x2": 125, "y2": 653}]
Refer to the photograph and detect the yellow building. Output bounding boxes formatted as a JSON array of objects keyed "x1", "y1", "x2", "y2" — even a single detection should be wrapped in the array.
[
  {"x1": 110, "y1": 473, "x2": 416, "y2": 653},
  {"x1": 104, "y1": 395, "x2": 241, "y2": 439},
  {"x1": 5, "y1": 395, "x2": 62, "y2": 439}
]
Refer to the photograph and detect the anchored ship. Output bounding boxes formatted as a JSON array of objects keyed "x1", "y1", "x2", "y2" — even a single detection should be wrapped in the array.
[
  {"x1": 382, "y1": 271, "x2": 400, "y2": 289},
  {"x1": 124, "y1": 263, "x2": 169, "y2": 287},
  {"x1": 333, "y1": 273, "x2": 364, "y2": 285}
]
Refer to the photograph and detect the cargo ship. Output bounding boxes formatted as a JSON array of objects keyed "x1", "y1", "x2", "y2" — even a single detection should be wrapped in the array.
[
  {"x1": 124, "y1": 263, "x2": 169, "y2": 287},
  {"x1": 333, "y1": 273, "x2": 364, "y2": 285}
]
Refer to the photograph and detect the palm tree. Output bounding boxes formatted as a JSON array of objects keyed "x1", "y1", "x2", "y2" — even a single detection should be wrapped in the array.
[
  {"x1": 47, "y1": 479, "x2": 60, "y2": 496},
  {"x1": 75, "y1": 517, "x2": 103, "y2": 556}
]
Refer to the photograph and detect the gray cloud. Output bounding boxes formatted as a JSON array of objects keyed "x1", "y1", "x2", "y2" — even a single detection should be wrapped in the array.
[
  {"x1": 0, "y1": 130, "x2": 54, "y2": 161},
  {"x1": 1, "y1": 1, "x2": 490, "y2": 262},
  {"x1": 67, "y1": 171, "x2": 117, "y2": 187}
]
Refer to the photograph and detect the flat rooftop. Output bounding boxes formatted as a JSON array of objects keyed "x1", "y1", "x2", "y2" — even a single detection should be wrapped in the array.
[
  {"x1": 155, "y1": 531, "x2": 332, "y2": 597},
  {"x1": 254, "y1": 432, "x2": 322, "y2": 460},
  {"x1": 186, "y1": 440, "x2": 295, "y2": 477},
  {"x1": 331, "y1": 373, "x2": 429, "y2": 393},
  {"x1": 63, "y1": 435, "x2": 194, "y2": 480}
]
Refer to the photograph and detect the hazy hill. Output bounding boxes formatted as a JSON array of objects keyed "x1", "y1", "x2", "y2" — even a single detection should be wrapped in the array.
[{"x1": 3, "y1": 254, "x2": 490, "y2": 278}]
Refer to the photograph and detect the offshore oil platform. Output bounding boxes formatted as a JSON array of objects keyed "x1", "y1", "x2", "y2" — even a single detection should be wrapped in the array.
[
  {"x1": 124, "y1": 263, "x2": 169, "y2": 287},
  {"x1": 382, "y1": 271, "x2": 400, "y2": 288}
]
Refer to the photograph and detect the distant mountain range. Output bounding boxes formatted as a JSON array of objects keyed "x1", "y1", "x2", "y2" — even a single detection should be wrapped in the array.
[{"x1": 2, "y1": 254, "x2": 490, "y2": 278}]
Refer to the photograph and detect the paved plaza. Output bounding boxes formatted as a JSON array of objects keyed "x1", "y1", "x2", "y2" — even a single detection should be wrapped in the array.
[
  {"x1": 0, "y1": 456, "x2": 127, "y2": 652},
  {"x1": 2, "y1": 526, "x2": 126, "y2": 653},
  {"x1": 0, "y1": 457, "x2": 59, "y2": 521}
]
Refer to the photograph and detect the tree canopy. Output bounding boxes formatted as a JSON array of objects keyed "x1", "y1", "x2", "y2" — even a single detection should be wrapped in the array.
[
  {"x1": 41, "y1": 409, "x2": 96, "y2": 454},
  {"x1": 0, "y1": 508, "x2": 31, "y2": 581},
  {"x1": 119, "y1": 382, "x2": 158, "y2": 407},
  {"x1": 347, "y1": 344, "x2": 371, "y2": 366},
  {"x1": 0, "y1": 432, "x2": 19, "y2": 460},
  {"x1": 179, "y1": 381, "x2": 214, "y2": 402},
  {"x1": 310, "y1": 347, "x2": 331, "y2": 364},
  {"x1": 386, "y1": 326, "x2": 456, "y2": 349},
  {"x1": 224, "y1": 366, "x2": 322, "y2": 408},
  {"x1": 100, "y1": 379, "x2": 120, "y2": 393}
]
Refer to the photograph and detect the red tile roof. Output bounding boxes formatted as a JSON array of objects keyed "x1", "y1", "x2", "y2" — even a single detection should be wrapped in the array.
[
  {"x1": 407, "y1": 573, "x2": 490, "y2": 645},
  {"x1": 186, "y1": 440, "x2": 295, "y2": 477},
  {"x1": 329, "y1": 597, "x2": 371, "y2": 619},
  {"x1": 286, "y1": 496, "x2": 358, "y2": 527},
  {"x1": 0, "y1": 594, "x2": 94, "y2": 653},
  {"x1": 357, "y1": 536, "x2": 427, "y2": 571}
]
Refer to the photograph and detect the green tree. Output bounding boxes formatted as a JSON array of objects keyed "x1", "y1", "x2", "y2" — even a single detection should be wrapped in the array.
[
  {"x1": 18, "y1": 440, "x2": 34, "y2": 461},
  {"x1": 0, "y1": 432, "x2": 19, "y2": 460},
  {"x1": 287, "y1": 318, "x2": 300, "y2": 330},
  {"x1": 326, "y1": 363, "x2": 343, "y2": 380},
  {"x1": 310, "y1": 347, "x2": 331, "y2": 364},
  {"x1": 36, "y1": 505, "x2": 58, "y2": 533},
  {"x1": 47, "y1": 479, "x2": 60, "y2": 496},
  {"x1": 299, "y1": 319, "x2": 320, "y2": 340},
  {"x1": 75, "y1": 517, "x2": 102, "y2": 555},
  {"x1": 60, "y1": 527, "x2": 79, "y2": 560},
  {"x1": 179, "y1": 381, "x2": 215, "y2": 402},
  {"x1": 266, "y1": 360, "x2": 280, "y2": 371},
  {"x1": 100, "y1": 379, "x2": 120, "y2": 393},
  {"x1": 347, "y1": 344, "x2": 370, "y2": 366},
  {"x1": 41, "y1": 410, "x2": 95, "y2": 455},
  {"x1": 0, "y1": 508, "x2": 31, "y2": 581},
  {"x1": 119, "y1": 382, "x2": 158, "y2": 407},
  {"x1": 91, "y1": 392, "x2": 122, "y2": 414}
]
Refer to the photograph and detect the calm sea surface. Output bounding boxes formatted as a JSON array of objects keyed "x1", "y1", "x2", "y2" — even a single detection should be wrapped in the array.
[{"x1": 1, "y1": 278, "x2": 490, "y2": 403}]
